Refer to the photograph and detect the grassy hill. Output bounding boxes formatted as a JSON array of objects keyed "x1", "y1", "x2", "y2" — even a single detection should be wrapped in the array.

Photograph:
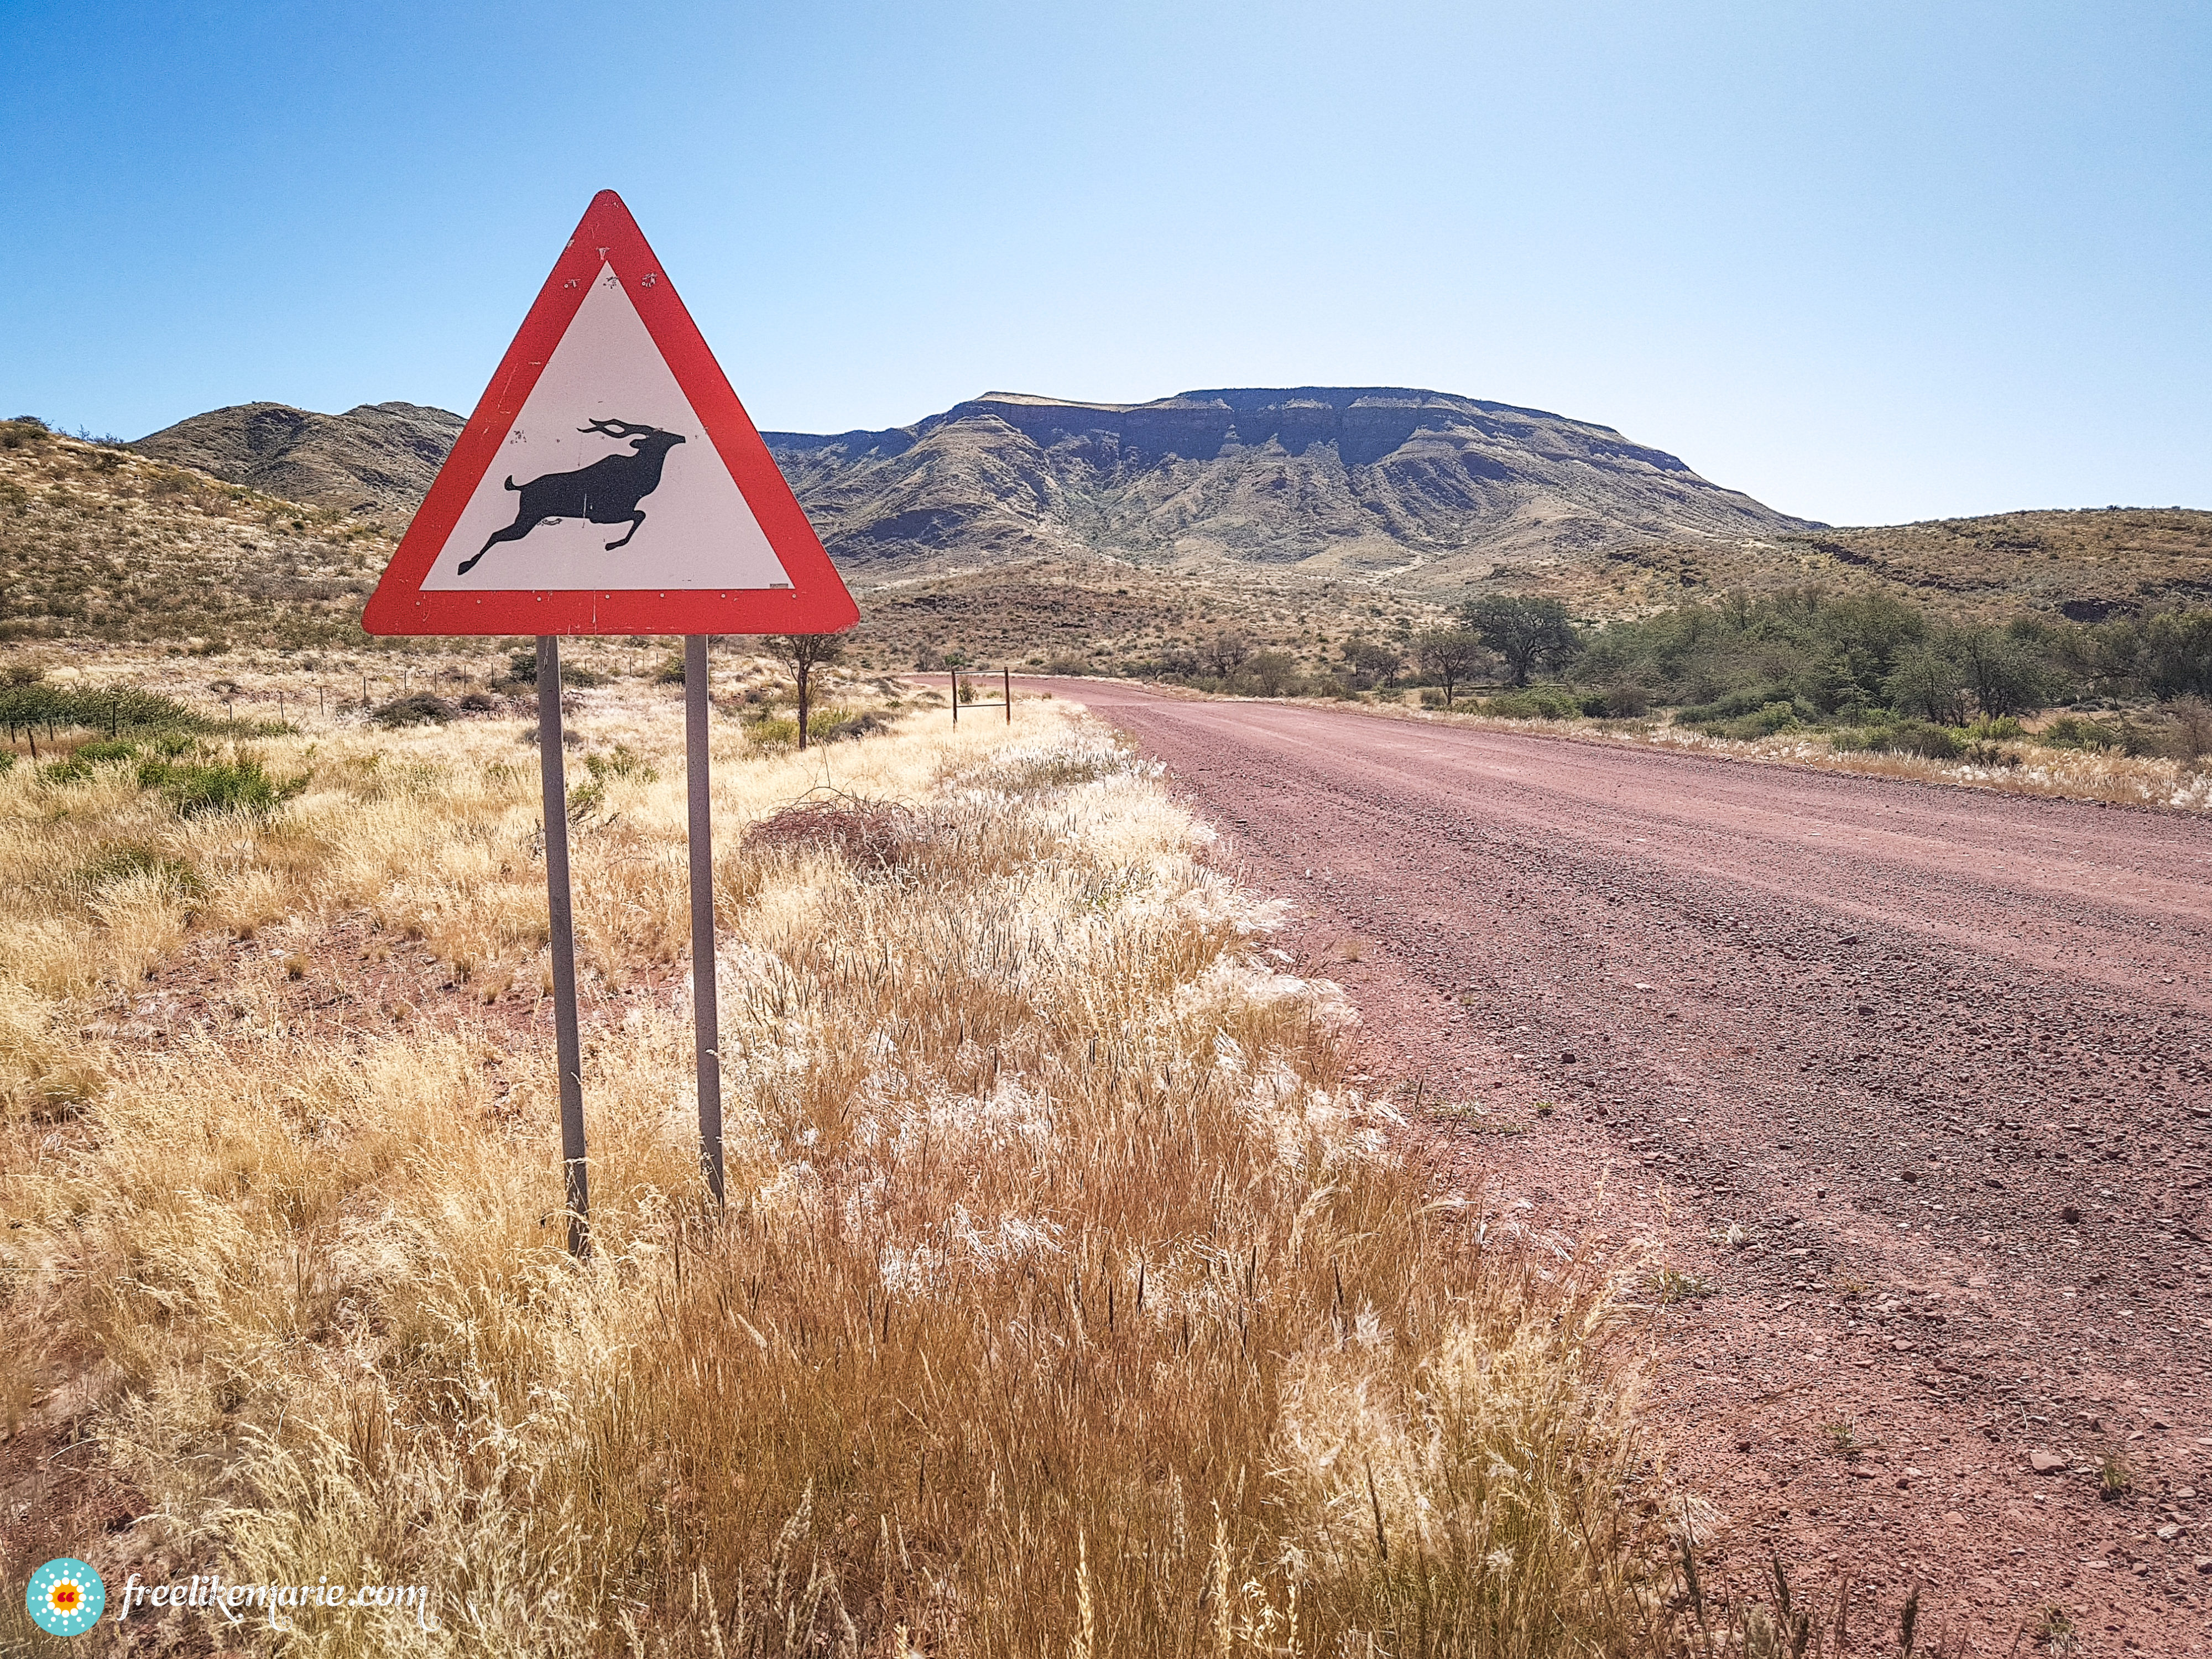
[
  {"x1": 129, "y1": 400, "x2": 462, "y2": 518},
  {"x1": 0, "y1": 420, "x2": 393, "y2": 650}
]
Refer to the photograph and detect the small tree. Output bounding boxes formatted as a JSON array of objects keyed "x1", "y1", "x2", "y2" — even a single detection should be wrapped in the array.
[
  {"x1": 1950, "y1": 626, "x2": 2048, "y2": 721},
  {"x1": 1885, "y1": 642, "x2": 1968, "y2": 725},
  {"x1": 762, "y1": 633, "x2": 848, "y2": 750},
  {"x1": 1341, "y1": 638, "x2": 1404, "y2": 690},
  {"x1": 1413, "y1": 627, "x2": 1488, "y2": 705},
  {"x1": 1243, "y1": 650, "x2": 1299, "y2": 697},
  {"x1": 1460, "y1": 596, "x2": 1578, "y2": 687},
  {"x1": 1199, "y1": 632, "x2": 1251, "y2": 680}
]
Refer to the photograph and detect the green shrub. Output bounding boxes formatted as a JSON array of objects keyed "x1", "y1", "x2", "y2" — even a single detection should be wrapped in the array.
[
  {"x1": 372, "y1": 692, "x2": 456, "y2": 728},
  {"x1": 744, "y1": 716, "x2": 800, "y2": 750},
  {"x1": 1482, "y1": 687, "x2": 1584, "y2": 720},
  {"x1": 136, "y1": 757, "x2": 304, "y2": 818},
  {"x1": 1870, "y1": 720, "x2": 1965, "y2": 759},
  {"x1": 506, "y1": 649, "x2": 609, "y2": 688},
  {"x1": 812, "y1": 708, "x2": 890, "y2": 744},
  {"x1": 74, "y1": 739, "x2": 139, "y2": 761},
  {"x1": 1710, "y1": 700, "x2": 1808, "y2": 739},
  {"x1": 2040, "y1": 714, "x2": 2121, "y2": 752},
  {"x1": 77, "y1": 842, "x2": 202, "y2": 898},
  {"x1": 583, "y1": 744, "x2": 657, "y2": 784}
]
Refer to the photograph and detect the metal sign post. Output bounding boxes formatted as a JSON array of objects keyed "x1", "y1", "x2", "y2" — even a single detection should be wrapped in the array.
[
  {"x1": 685, "y1": 634, "x2": 725, "y2": 1207},
  {"x1": 535, "y1": 637, "x2": 591, "y2": 1258}
]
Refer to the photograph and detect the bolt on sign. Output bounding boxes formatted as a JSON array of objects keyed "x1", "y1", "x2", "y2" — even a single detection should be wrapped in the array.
[{"x1": 364, "y1": 189, "x2": 858, "y2": 1256}]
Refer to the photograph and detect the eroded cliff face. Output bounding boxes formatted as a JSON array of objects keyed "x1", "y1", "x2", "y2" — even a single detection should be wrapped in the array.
[{"x1": 765, "y1": 387, "x2": 1810, "y2": 578}]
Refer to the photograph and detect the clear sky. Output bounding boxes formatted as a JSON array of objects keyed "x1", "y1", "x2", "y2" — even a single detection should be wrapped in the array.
[{"x1": 3, "y1": 1, "x2": 2206, "y2": 527}]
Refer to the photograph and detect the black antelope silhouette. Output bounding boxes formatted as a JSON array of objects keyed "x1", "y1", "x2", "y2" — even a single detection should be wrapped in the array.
[{"x1": 458, "y1": 418, "x2": 686, "y2": 575}]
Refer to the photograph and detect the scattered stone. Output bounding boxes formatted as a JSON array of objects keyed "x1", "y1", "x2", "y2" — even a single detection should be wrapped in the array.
[
  {"x1": 2062, "y1": 1204, "x2": 2083, "y2": 1224},
  {"x1": 1893, "y1": 1338, "x2": 1914, "y2": 1351},
  {"x1": 2158, "y1": 1524, "x2": 2182, "y2": 1542},
  {"x1": 2197, "y1": 1557, "x2": 2212, "y2": 1575},
  {"x1": 1850, "y1": 1466, "x2": 1876, "y2": 1480},
  {"x1": 1560, "y1": 1050, "x2": 1577, "y2": 1063},
  {"x1": 2029, "y1": 1449, "x2": 2067, "y2": 1474}
]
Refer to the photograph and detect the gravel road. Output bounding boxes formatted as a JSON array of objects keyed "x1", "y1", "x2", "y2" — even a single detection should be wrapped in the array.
[{"x1": 1048, "y1": 680, "x2": 2212, "y2": 1655}]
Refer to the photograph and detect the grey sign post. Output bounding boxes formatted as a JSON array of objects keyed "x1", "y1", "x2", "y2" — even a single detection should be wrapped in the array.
[
  {"x1": 685, "y1": 634, "x2": 725, "y2": 1208},
  {"x1": 535, "y1": 637, "x2": 591, "y2": 1258}
]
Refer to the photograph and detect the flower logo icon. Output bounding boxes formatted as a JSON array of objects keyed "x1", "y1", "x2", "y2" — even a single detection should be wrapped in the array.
[{"x1": 27, "y1": 1558, "x2": 105, "y2": 1636}]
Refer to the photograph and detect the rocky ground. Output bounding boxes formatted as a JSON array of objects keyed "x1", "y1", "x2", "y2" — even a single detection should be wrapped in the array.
[{"x1": 1050, "y1": 677, "x2": 2212, "y2": 1657}]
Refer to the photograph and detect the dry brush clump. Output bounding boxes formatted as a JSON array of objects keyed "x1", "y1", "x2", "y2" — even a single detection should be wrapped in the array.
[{"x1": 2, "y1": 696, "x2": 1698, "y2": 1656}]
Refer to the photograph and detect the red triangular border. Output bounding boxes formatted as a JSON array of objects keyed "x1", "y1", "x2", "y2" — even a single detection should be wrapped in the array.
[{"x1": 362, "y1": 190, "x2": 858, "y2": 637}]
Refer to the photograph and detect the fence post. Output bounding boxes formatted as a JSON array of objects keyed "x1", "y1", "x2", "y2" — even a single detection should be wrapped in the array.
[
  {"x1": 1003, "y1": 664, "x2": 1011, "y2": 723},
  {"x1": 951, "y1": 668, "x2": 958, "y2": 723}
]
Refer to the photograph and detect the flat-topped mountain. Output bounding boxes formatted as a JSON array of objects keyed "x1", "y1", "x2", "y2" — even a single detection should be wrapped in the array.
[
  {"x1": 131, "y1": 401, "x2": 463, "y2": 518},
  {"x1": 765, "y1": 387, "x2": 1814, "y2": 580}
]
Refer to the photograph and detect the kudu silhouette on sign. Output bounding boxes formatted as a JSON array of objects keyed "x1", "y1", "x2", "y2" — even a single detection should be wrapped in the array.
[{"x1": 458, "y1": 418, "x2": 686, "y2": 575}]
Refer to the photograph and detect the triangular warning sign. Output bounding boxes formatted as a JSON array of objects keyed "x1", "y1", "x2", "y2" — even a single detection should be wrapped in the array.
[{"x1": 363, "y1": 190, "x2": 858, "y2": 637}]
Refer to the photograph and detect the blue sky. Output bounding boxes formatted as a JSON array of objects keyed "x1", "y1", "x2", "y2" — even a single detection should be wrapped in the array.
[{"x1": 2, "y1": 1, "x2": 2206, "y2": 526}]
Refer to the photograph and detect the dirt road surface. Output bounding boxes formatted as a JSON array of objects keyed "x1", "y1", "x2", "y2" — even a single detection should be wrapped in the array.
[{"x1": 1046, "y1": 680, "x2": 2212, "y2": 1656}]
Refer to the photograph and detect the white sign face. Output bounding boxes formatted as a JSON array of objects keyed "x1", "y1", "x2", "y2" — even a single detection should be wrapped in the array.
[{"x1": 421, "y1": 265, "x2": 794, "y2": 591}]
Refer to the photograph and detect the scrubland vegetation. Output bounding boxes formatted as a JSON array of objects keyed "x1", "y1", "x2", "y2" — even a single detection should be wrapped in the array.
[
  {"x1": 0, "y1": 673, "x2": 1775, "y2": 1656},
  {"x1": 1126, "y1": 587, "x2": 2212, "y2": 811}
]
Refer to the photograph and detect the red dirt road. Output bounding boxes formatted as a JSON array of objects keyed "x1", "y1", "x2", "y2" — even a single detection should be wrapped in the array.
[{"x1": 1049, "y1": 680, "x2": 2212, "y2": 1656}]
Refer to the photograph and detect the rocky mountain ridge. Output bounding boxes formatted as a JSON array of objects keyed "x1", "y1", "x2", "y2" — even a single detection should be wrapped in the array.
[
  {"x1": 764, "y1": 387, "x2": 1814, "y2": 581},
  {"x1": 124, "y1": 387, "x2": 1813, "y2": 583}
]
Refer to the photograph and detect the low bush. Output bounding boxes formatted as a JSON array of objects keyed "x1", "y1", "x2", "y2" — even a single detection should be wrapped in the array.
[
  {"x1": 2040, "y1": 714, "x2": 2122, "y2": 752},
  {"x1": 0, "y1": 682, "x2": 205, "y2": 744},
  {"x1": 135, "y1": 756, "x2": 304, "y2": 817},
  {"x1": 1481, "y1": 687, "x2": 1584, "y2": 720},
  {"x1": 76, "y1": 842, "x2": 202, "y2": 900},
  {"x1": 1869, "y1": 719, "x2": 1965, "y2": 759},
  {"x1": 504, "y1": 649, "x2": 609, "y2": 688},
  {"x1": 371, "y1": 692, "x2": 456, "y2": 727}
]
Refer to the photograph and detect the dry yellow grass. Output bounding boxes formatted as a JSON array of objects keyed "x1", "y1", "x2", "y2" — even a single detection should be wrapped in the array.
[{"x1": 0, "y1": 681, "x2": 1699, "y2": 1656}]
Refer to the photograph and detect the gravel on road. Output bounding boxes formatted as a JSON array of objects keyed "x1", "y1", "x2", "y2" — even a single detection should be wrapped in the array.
[{"x1": 1047, "y1": 680, "x2": 2212, "y2": 1655}]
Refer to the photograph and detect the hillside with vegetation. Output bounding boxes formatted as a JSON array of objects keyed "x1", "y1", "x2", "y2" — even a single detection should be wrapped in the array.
[
  {"x1": 129, "y1": 400, "x2": 462, "y2": 518},
  {"x1": 0, "y1": 419, "x2": 392, "y2": 649}
]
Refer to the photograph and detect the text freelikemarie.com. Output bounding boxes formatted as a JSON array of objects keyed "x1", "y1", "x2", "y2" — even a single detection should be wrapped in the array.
[{"x1": 114, "y1": 1571, "x2": 437, "y2": 1631}]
